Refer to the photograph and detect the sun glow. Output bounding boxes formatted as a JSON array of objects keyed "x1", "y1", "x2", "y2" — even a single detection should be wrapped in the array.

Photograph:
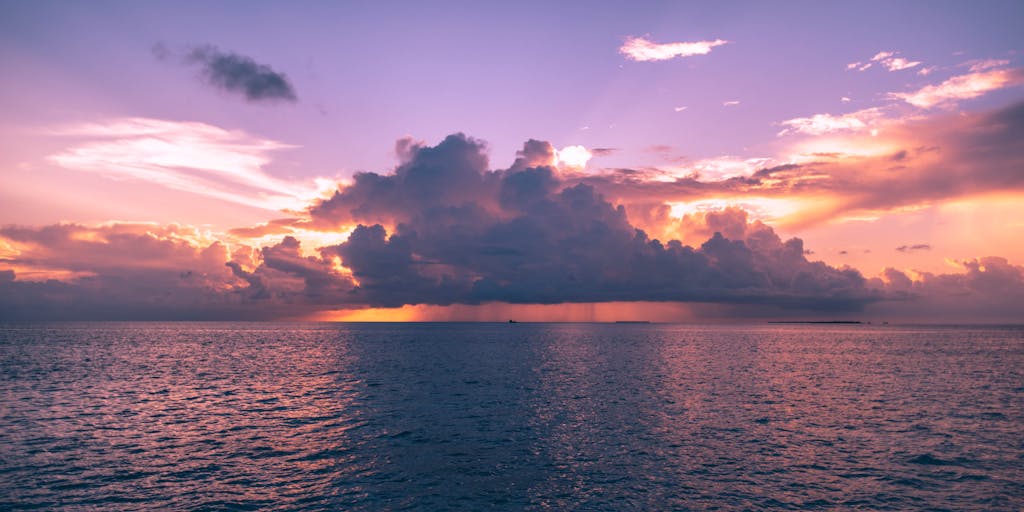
[
  {"x1": 668, "y1": 197, "x2": 805, "y2": 222},
  {"x1": 555, "y1": 145, "x2": 593, "y2": 170},
  {"x1": 235, "y1": 226, "x2": 356, "y2": 257}
]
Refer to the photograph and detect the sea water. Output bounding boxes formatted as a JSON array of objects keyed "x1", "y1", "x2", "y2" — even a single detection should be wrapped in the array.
[{"x1": 1, "y1": 322, "x2": 1021, "y2": 510}]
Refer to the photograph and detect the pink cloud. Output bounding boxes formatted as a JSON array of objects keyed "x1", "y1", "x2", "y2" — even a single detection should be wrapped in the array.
[
  {"x1": 578, "y1": 100, "x2": 1024, "y2": 228},
  {"x1": 619, "y1": 36, "x2": 728, "y2": 62},
  {"x1": 778, "y1": 108, "x2": 884, "y2": 136},
  {"x1": 872, "y1": 257, "x2": 1024, "y2": 322},
  {"x1": 890, "y1": 68, "x2": 1024, "y2": 108},
  {"x1": 47, "y1": 118, "x2": 329, "y2": 211}
]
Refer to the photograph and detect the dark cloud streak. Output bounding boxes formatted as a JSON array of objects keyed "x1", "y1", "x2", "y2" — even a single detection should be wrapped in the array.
[
  {"x1": 163, "y1": 44, "x2": 298, "y2": 103},
  {"x1": 896, "y1": 244, "x2": 931, "y2": 252}
]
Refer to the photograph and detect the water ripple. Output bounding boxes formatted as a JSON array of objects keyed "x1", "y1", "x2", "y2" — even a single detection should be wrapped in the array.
[{"x1": 0, "y1": 322, "x2": 1022, "y2": 510}]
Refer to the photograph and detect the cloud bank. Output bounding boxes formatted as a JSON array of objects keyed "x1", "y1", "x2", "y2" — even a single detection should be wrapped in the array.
[
  {"x1": 2, "y1": 134, "x2": 896, "y2": 319},
  {"x1": 7, "y1": 103, "x2": 1024, "y2": 321}
]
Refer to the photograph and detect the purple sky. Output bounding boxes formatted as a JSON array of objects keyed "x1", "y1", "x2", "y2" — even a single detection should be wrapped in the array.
[
  {"x1": 1, "y1": 1, "x2": 1023, "y2": 321},
  {"x1": 3, "y1": 1, "x2": 1021, "y2": 175}
]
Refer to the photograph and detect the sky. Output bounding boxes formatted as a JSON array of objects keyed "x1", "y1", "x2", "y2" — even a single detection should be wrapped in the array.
[{"x1": 1, "y1": 0, "x2": 1023, "y2": 322}]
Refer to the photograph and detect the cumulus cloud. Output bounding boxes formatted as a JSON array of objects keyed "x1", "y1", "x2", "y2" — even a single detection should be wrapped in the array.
[
  {"x1": 619, "y1": 36, "x2": 728, "y2": 62},
  {"x1": 304, "y1": 135, "x2": 879, "y2": 311},
  {"x1": 872, "y1": 257, "x2": 1024, "y2": 322},
  {"x1": 183, "y1": 45, "x2": 297, "y2": 102},
  {"x1": 890, "y1": 68, "x2": 1024, "y2": 108}
]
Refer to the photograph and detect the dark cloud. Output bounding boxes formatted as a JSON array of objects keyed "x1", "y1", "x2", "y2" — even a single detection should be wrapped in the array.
[
  {"x1": 590, "y1": 147, "x2": 618, "y2": 157},
  {"x1": 306, "y1": 135, "x2": 881, "y2": 311},
  {"x1": 225, "y1": 261, "x2": 268, "y2": 300},
  {"x1": 0, "y1": 223, "x2": 245, "y2": 319},
  {"x1": 308, "y1": 134, "x2": 498, "y2": 228},
  {"x1": 180, "y1": 45, "x2": 297, "y2": 103},
  {"x1": 896, "y1": 244, "x2": 931, "y2": 252},
  {"x1": 258, "y1": 236, "x2": 354, "y2": 302},
  {"x1": 870, "y1": 258, "x2": 1024, "y2": 322},
  {"x1": 0, "y1": 223, "x2": 348, "y2": 319}
]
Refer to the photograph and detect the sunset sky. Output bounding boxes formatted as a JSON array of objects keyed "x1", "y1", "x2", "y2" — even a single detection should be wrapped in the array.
[{"x1": 1, "y1": 1, "x2": 1023, "y2": 321}]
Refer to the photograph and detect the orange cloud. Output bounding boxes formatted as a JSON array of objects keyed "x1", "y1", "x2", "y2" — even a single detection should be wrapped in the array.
[{"x1": 582, "y1": 100, "x2": 1024, "y2": 230}]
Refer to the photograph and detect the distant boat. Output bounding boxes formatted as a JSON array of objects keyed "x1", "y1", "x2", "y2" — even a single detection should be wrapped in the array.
[
  {"x1": 508, "y1": 319, "x2": 517, "y2": 323},
  {"x1": 615, "y1": 320, "x2": 651, "y2": 324}
]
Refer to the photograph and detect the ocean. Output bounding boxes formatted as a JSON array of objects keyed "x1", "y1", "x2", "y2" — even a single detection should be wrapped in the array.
[{"x1": 1, "y1": 322, "x2": 1021, "y2": 510}]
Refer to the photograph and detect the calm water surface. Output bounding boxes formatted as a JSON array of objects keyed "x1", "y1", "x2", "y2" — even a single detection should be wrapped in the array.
[{"x1": 0, "y1": 322, "x2": 1022, "y2": 510}]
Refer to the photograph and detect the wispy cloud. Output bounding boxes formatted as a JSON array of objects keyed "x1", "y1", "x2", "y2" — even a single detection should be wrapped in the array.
[
  {"x1": 580, "y1": 100, "x2": 1024, "y2": 229},
  {"x1": 664, "y1": 155, "x2": 775, "y2": 182},
  {"x1": 778, "y1": 107, "x2": 884, "y2": 136},
  {"x1": 847, "y1": 50, "x2": 921, "y2": 72},
  {"x1": 968, "y1": 59, "x2": 1010, "y2": 72},
  {"x1": 619, "y1": 36, "x2": 728, "y2": 62},
  {"x1": 722, "y1": 100, "x2": 740, "y2": 107},
  {"x1": 890, "y1": 68, "x2": 1024, "y2": 108},
  {"x1": 48, "y1": 118, "x2": 326, "y2": 211}
]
